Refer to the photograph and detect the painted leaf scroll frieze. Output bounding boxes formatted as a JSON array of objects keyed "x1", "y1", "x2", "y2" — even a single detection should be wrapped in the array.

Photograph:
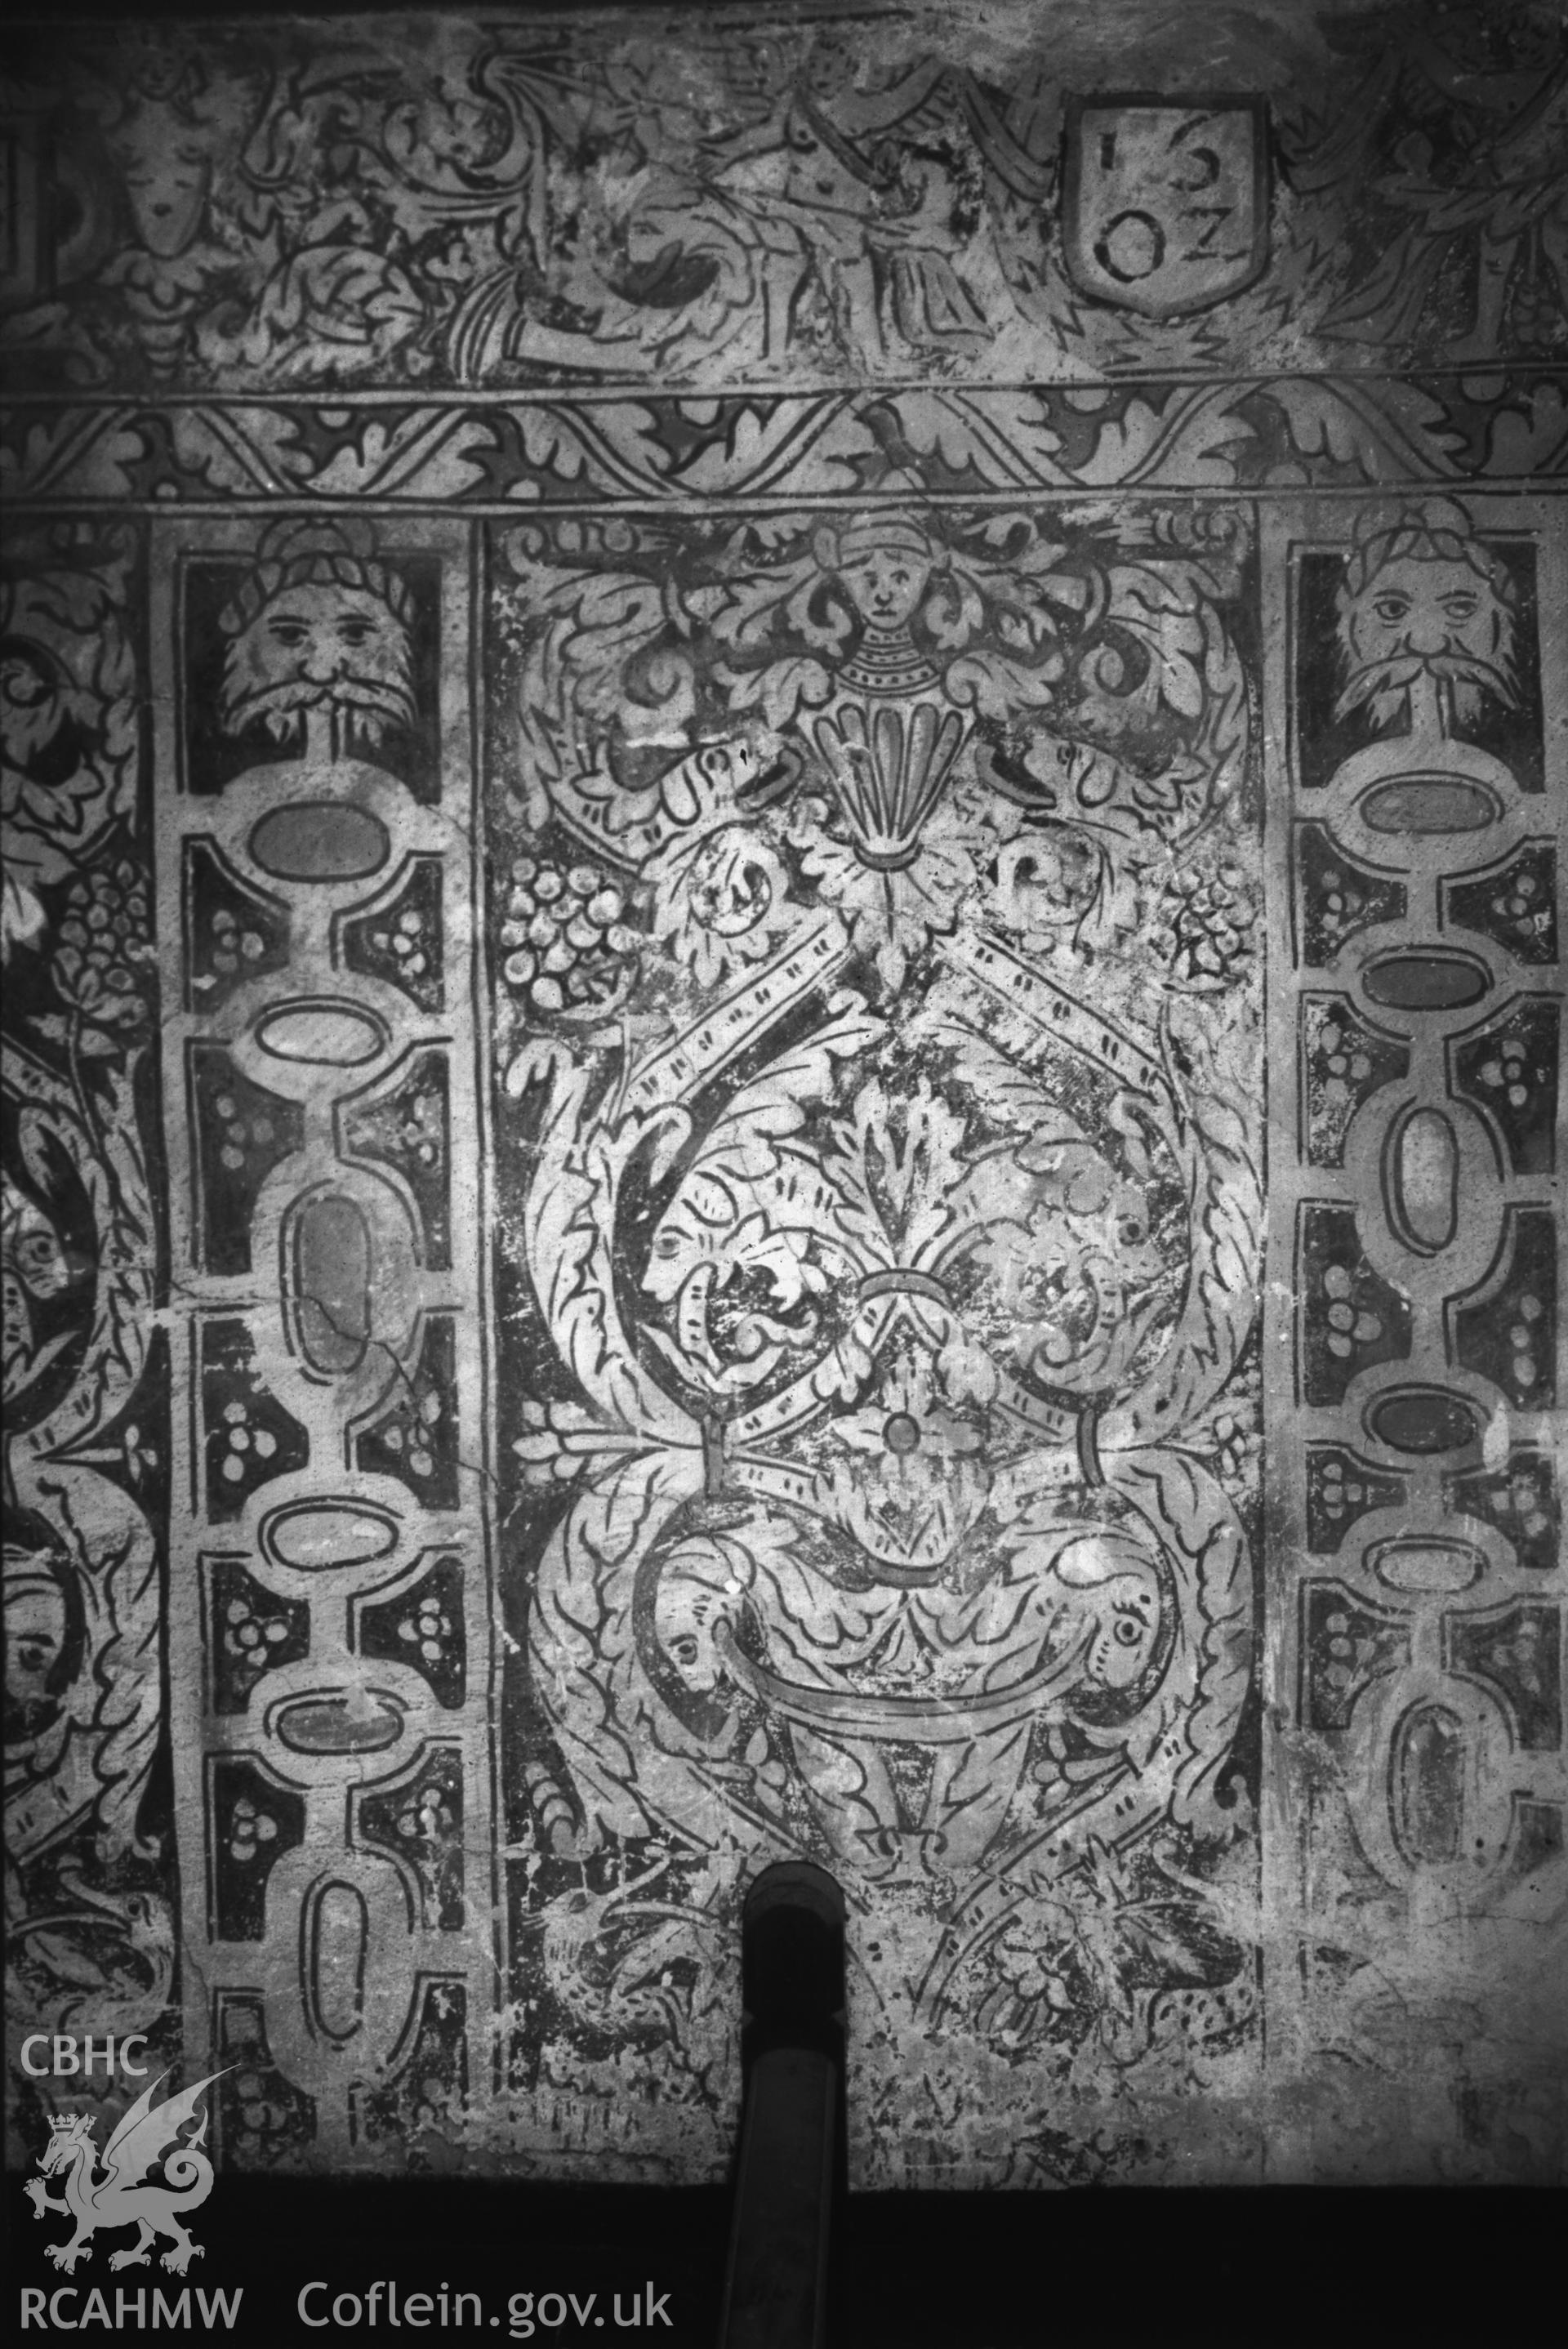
[{"x1": 488, "y1": 499, "x2": 1265, "y2": 2184}]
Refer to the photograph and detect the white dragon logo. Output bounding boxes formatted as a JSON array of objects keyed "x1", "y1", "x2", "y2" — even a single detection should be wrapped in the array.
[{"x1": 24, "y1": 2068, "x2": 227, "y2": 2275}]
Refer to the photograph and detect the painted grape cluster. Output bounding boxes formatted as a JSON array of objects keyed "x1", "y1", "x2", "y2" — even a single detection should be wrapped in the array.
[{"x1": 498, "y1": 856, "x2": 640, "y2": 1019}]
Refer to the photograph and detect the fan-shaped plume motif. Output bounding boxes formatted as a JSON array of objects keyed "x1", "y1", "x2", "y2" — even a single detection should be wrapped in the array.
[{"x1": 813, "y1": 700, "x2": 969, "y2": 869}]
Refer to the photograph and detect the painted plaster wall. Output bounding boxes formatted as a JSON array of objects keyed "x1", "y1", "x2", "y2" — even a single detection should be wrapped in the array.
[{"x1": 3, "y1": 2, "x2": 1565, "y2": 2191}]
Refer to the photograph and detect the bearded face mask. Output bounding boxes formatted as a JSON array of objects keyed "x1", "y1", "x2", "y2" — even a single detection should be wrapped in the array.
[
  {"x1": 220, "y1": 579, "x2": 416, "y2": 751},
  {"x1": 1334, "y1": 540, "x2": 1518, "y2": 733}
]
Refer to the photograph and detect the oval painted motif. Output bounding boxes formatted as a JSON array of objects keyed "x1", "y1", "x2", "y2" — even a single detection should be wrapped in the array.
[
  {"x1": 1362, "y1": 951, "x2": 1489, "y2": 1012},
  {"x1": 1391, "y1": 1704, "x2": 1465, "y2": 1866},
  {"x1": 275, "y1": 1692, "x2": 403, "y2": 1755},
  {"x1": 1361, "y1": 777, "x2": 1499, "y2": 835},
  {"x1": 263, "y1": 1502, "x2": 398, "y2": 1571},
  {"x1": 306, "y1": 1879, "x2": 368, "y2": 2042},
  {"x1": 1389, "y1": 1108, "x2": 1459, "y2": 1254},
  {"x1": 1373, "y1": 1539, "x2": 1483, "y2": 1595},
  {"x1": 257, "y1": 1003, "x2": 386, "y2": 1067},
  {"x1": 1366, "y1": 1386, "x2": 1481, "y2": 1455},
  {"x1": 290, "y1": 1192, "x2": 372, "y2": 1375},
  {"x1": 248, "y1": 800, "x2": 389, "y2": 883}
]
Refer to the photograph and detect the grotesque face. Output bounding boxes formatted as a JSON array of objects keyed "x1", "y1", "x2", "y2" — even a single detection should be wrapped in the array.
[
  {"x1": 836, "y1": 539, "x2": 935, "y2": 631},
  {"x1": 2, "y1": 1174, "x2": 72, "y2": 1305},
  {"x1": 653, "y1": 1572, "x2": 731, "y2": 1694},
  {"x1": 1337, "y1": 550, "x2": 1516, "y2": 732},
  {"x1": 1042, "y1": 1531, "x2": 1165, "y2": 1695},
  {"x1": 221, "y1": 581, "x2": 415, "y2": 750},
  {"x1": 0, "y1": 640, "x2": 66, "y2": 778},
  {"x1": 114, "y1": 101, "x2": 212, "y2": 258},
  {"x1": 3, "y1": 1567, "x2": 68, "y2": 1741}
]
